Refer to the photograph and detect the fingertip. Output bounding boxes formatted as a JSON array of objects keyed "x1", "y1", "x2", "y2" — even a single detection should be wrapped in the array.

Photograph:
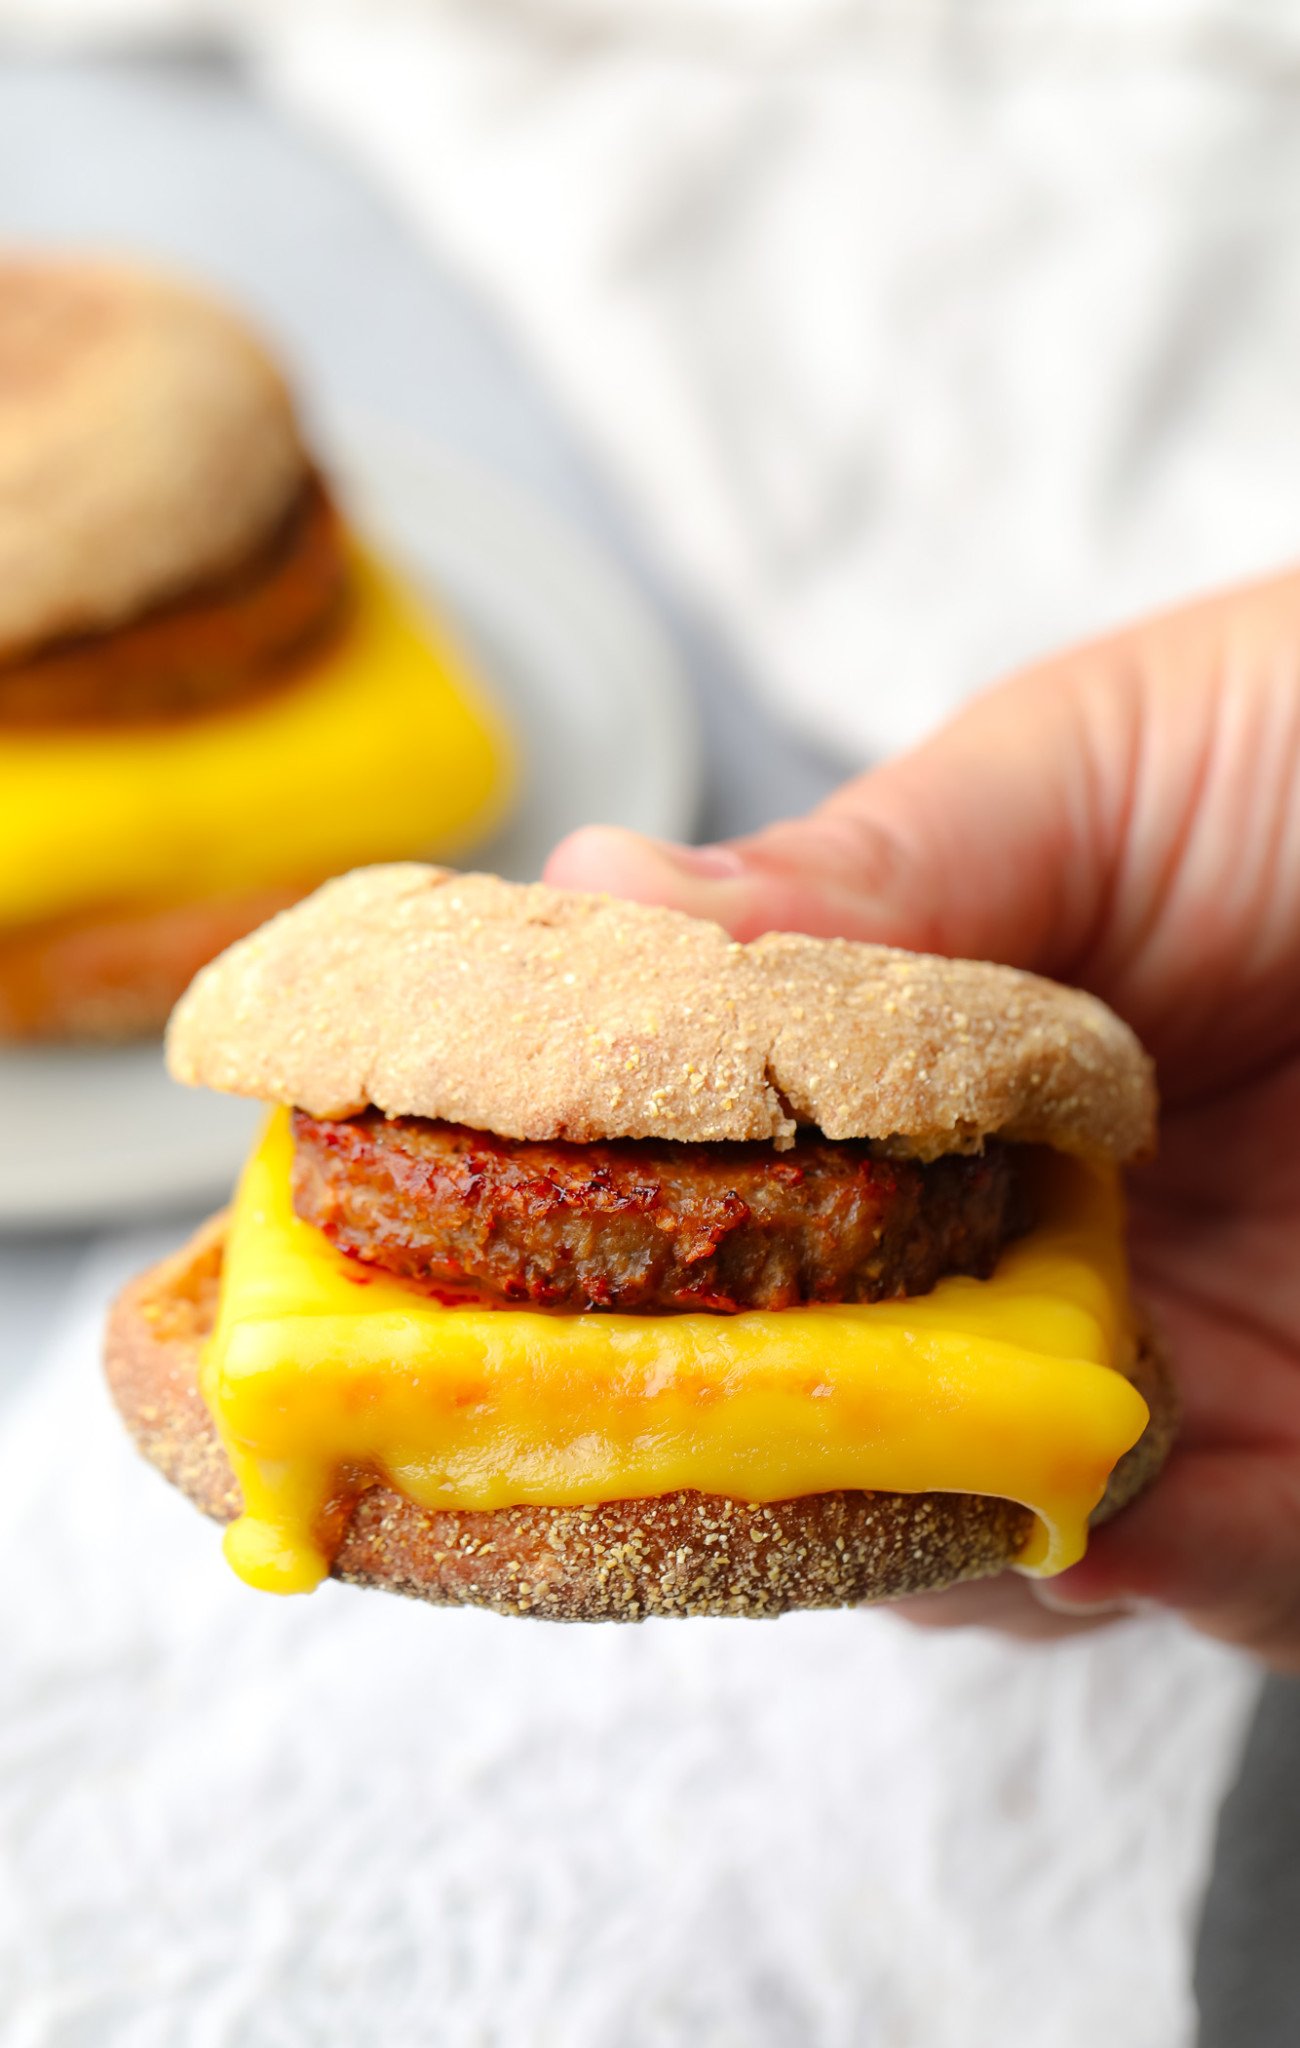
[
  {"x1": 887, "y1": 1575, "x2": 1118, "y2": 1640},
  {"x1": 543, "y1": 825, "x2": 747, "y2": 919},
  {"x1": 542, "y1": 816, "x2": 910, "y2": 944},
  {"x1": 541, "y1": 823, "x2": 643, "y2": 893}
]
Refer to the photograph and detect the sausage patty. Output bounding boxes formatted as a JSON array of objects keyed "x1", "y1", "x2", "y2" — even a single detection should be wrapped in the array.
[
  {"x1": 291, "y1": 1112, "x2": 1025, "y2": 1314},
  {"x1": 0, "y1": 473, "x2": 347, "y2": 727}
]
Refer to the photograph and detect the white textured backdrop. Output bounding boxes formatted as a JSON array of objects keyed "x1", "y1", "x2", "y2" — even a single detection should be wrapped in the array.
[
  {"x1": 13, "y1": 1, "x2": 1300, "y2": 757},
  {"x1": 270, "y1": 6, "x2": 1300, "y2": 766},
  {"x1": 260, "y1": 3, "x2": 1300, "y2": 761}
]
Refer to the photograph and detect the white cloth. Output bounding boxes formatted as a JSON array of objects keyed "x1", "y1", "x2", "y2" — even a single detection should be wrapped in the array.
[
  {"x1": 0, "y1": 1242, "x2": 1258, "y2": 2046},
  {"x1": 12, "y1": 5, "x2": 1300, "y2": 759}
]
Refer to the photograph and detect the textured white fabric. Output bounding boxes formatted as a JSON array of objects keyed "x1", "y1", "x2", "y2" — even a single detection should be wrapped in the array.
[
  {"x1": 10, "y1": 3, "x2": 1300, "y2": 759},
  {"x1": 0, "y1": 1242, "x2": 1258, "y2": 2046},
  {"x1": 255, "y1": 2, "x2": 1300, "y2": 762}
]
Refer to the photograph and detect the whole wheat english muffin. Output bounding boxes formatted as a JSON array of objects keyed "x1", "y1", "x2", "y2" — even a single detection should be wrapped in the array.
[
  {"x1": 0, "y1": 264, "x2": 511, "y2": 1045},
  {"x1": 108, "y1": 867, "x2": 1170, "y2": 1621},
  {"x1": 166, "y1": 863, "x2": 1156, "y2": 1158},
  {"x1": 0, "y1": 255, "x2": 305, "y2": 660}
]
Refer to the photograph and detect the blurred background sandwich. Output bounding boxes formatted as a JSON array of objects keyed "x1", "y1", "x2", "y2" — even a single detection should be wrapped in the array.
[{"x1": 0, "y1": 254, "x2": 512, "y2": 1042}]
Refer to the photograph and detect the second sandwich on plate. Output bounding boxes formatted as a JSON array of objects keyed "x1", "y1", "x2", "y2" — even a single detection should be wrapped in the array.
[
  {"x1": 0, "y1": 256, "x2": 512, "y2": 1042},
  {"x1": 107, "y1": 864, "x2": 1176, "y2": 1620}
]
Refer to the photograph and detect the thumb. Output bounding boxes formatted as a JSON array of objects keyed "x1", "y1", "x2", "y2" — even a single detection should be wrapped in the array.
[{"x1": 545, "y1": 666, "x2": 1115, "y2": 975}]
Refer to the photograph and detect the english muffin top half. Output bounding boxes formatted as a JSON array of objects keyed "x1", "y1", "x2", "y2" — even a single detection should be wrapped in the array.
[{"x1": 0, "y1": 255, "x2": 308, "y2": 662}]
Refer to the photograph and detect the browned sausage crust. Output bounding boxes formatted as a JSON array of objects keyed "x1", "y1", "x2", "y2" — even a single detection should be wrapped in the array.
[
  {"x1": 291, "y1": 1113, "x2": 1025, "y2": 1314},
  {"x1": 103, "y1": 1217, "x2": 1176, "y2": 1620},
  {"x1": 0, "y1": 473, "x2": 347, "y2": 727}
]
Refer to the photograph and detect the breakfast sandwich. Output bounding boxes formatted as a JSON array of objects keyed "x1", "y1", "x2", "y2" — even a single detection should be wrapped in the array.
[
  {"x1": 105, "y1": 865, "x2": 1175, "y2": 1619},
  {"x1": 0, "y1": 258, "x2": 510, "y2": 1040}
]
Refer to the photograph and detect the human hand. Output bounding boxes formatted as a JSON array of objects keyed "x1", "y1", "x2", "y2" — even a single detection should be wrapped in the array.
[{"x1": 545, "y1": 569, "x2": 1300, "y2": 1667}]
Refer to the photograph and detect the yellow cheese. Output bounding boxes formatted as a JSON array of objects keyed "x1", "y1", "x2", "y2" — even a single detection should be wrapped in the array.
[
  {"x1": 202, "y1": 1112, "x2": 1150, "y2": 1595},
  {"x1": 0, "y1": 546, "x2": 512, "y2": 929}
]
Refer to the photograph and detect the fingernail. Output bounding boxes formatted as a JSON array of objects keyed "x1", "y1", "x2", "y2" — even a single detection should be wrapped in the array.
[
  {"x1": 654, "y1": 841, "x2": 746, "y2": 879},
  {"x1": 1030, "y1": 1585, "x2": 1153, "y2": 1618}
]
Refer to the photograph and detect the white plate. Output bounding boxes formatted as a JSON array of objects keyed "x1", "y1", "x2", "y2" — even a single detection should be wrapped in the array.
[{"x1": 0, "y1": 439, "x2": 699, "y2": 1230}]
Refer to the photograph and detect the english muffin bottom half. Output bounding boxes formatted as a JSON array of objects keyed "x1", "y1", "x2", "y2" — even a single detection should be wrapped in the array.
[{"x1": 106, "y1": 865, "x2": 1175, "y2": 1620}]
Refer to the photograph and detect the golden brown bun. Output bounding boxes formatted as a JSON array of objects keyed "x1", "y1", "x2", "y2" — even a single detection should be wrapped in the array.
[
  {"x1": 0, "y1": 884, "x2": 313, "y2": 1043},
  {"x1": 0, "y1": 255, "x2": 305, "y2": 659},
  {"x1": 168, "y1": 865, "x2": 1157, "y2": 1163},
  {"x1": 103, "y1": 1219, "x2": 1176, "y2": 1620}
]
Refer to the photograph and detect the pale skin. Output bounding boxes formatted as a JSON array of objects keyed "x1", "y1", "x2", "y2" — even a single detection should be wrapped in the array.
[{"x1": 544, "y1": 566, "x2": 1300, "y2": 1670}]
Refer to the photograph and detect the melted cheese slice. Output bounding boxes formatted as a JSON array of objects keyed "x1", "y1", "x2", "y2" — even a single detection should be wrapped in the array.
[
  {"x1": 0, "y1": 546, "x2": 512, "y2": 929},
  {"x1": 203, "y1": 1112, "x2": 1149, "y2": 1595}
]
